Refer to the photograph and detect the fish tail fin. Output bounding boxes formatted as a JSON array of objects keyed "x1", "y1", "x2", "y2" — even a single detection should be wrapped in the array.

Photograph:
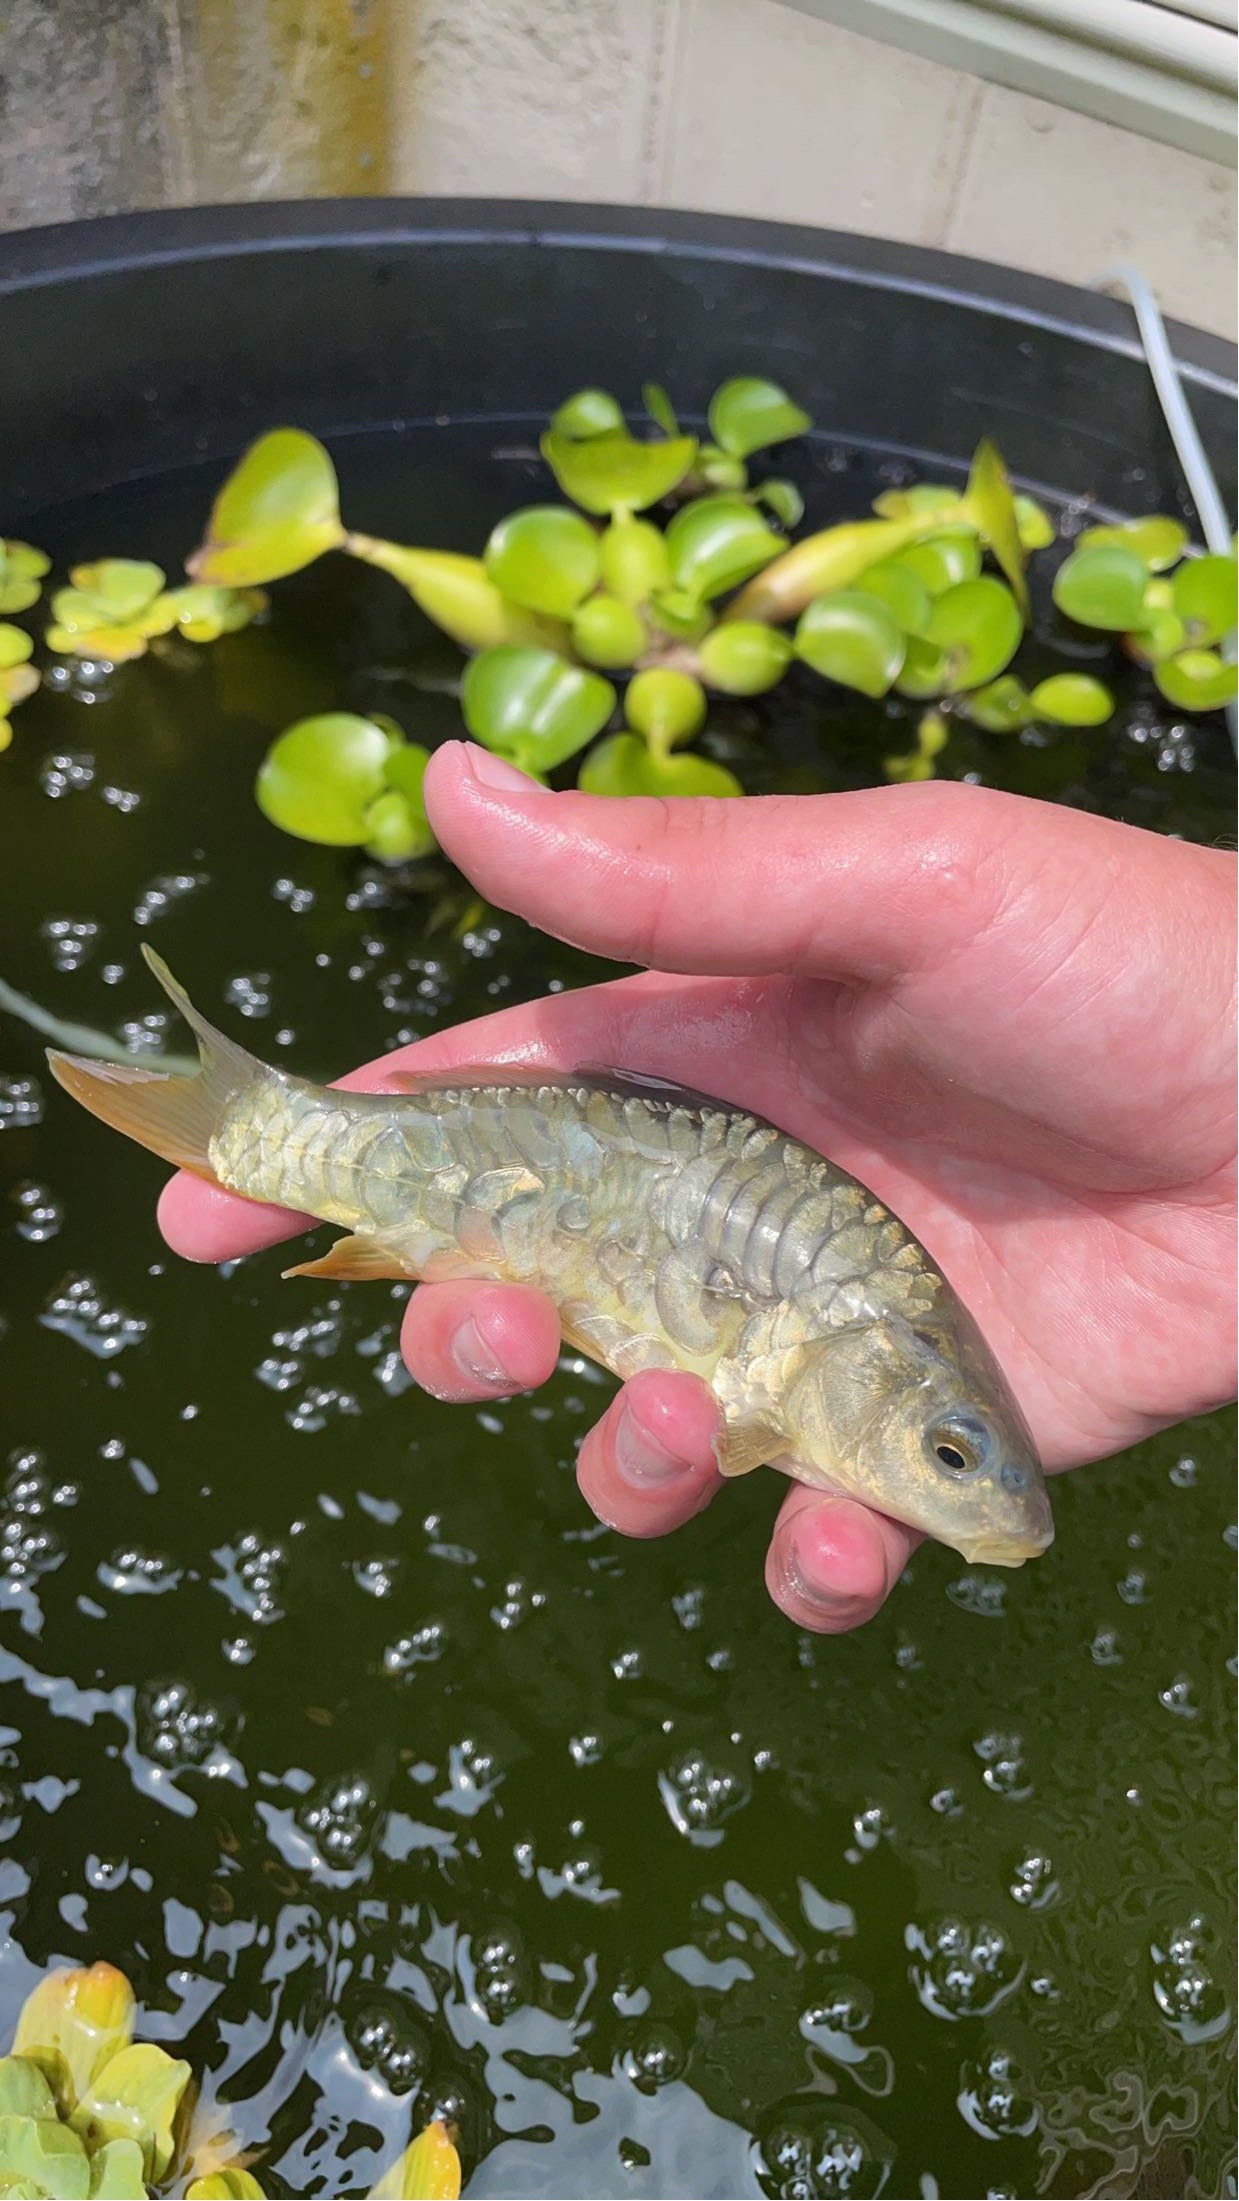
[{"x1": 45, "y1": 946, "x2": 266, "y2": 1178}]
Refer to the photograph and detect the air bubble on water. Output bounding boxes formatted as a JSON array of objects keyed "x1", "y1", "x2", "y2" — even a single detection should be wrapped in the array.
[
  {"x1": 1158, "y1": 1675, "x2": 1198, "y2": 1717},
  {"x1": 958, "y1": 2048, "x2": 1039, "y2": 2139},
  {"x1": 296, "y1": 1771, "x2": 380, "y2": 1872},
  {"x1": 116, "y1": 1012, "x2": 174, "y2": 1057},
  {"x1": 40, "y1": 1274, "x2": 149, "y2": 1358},
  {"x1": 135, "y1": 1677, "x2": 231, "y2": 1773},
  {"x1": 1151, "y1": 1916, "x2": 1230, "y2": 2043},
  {"x1": 40, "y1": 751, "x2": 96, "y2": 797},
  {"x1": 621, "y1": 2022, "x2": 686, "y2": 2088},
  {"x1": 101, "y1": 785, "x2": 141, "y2": 813},
  {"x1": 132, "y1": 870, "x2": 208, "y2": 926},
  {"x1": 0, "y1": 1075, "x2": 44, "y2": 1132},
  {"x1": 612, "y1": 1648, "x2": 643, "y2": 1681},
  {"x1": 98, "y1": 1547, "x2": 182, "y2": 1597},
  {"x1": 437, "y1": 1737, "x2": 502, "y2": 1818},
  {"x1": 1169, "y1": 1454, "x2": 1197, "y2": 1488},
  {"x1": 850, "y1": 1804, "x2": 894, "y2": 1854},
  {"x1": 569, "y1": 1732, "x2": 603, "y2": 1767},
  {"x1": 658, "y1": 1749, "x2": 750, "y2": 1845},
  {"x1": 41, "y1": 916, "x2": 99, "y2": 971},
  {"x1": 12, "y1": 1182, "x2": 63, "y2": 1241},
  {"x1": 1009, "y1": 1850, "x2": 1058, "y2": 1909},
  {"x1": 756, "y1": 2107, "x2": 889, "y2": 2200},
  {"x1": 907, "y1": 1916, "x2": 1021, "y2": 2020},
  {"x1": 672, "y1": 1584, "x2": 705, "y2": 1631},
  {"x1": 973, "y1": 1730, "x2": 1032, "y2": 1801},
  {"x1": 930, "y1": 1785, "x2": 962, "y2": 1818},
  {"x1": 1117, "y1": 1568, "x2": 1149, "y2": 1604},
  {"x1": 2, "y1": 1449, "x2": 74, "y2": 1588},
  {"x1": 211, "y1": 1532, "x2": 286, "y2": 1627},
  {"x1": 272, "y1": 877, "x2": 316, "y2": 913},
  {"x1": 349, "y1": 1996, "x2": 432, "y2": 2091},
  {"x1": 352, "y1": 1554, "x2": 398, "y2": 1600},
  {"x1": 287, "y1": 1384, "x2": 362, "y2": 1434},
  {"x1": 224, "y1": 971, "x2": 271, "y2": 1018},
  {"x1": 491, "y1": 1577, "x2": 545, "y2": 1630},
  {"x1": 947, "y1": 1573, "x2": 1007, "y2": 1618},
  {"x1": 387, "y1": 1619, "x2": 451, "y2": 1663}
]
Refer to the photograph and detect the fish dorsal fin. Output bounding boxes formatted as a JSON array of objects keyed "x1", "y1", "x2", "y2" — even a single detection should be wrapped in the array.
[
  {"x1": 382, "y1": 1060, "x2": 746, "y2": 1115},
  {"x1": 283, "y1": 1234, "x2": 411, "y2": 1283}
]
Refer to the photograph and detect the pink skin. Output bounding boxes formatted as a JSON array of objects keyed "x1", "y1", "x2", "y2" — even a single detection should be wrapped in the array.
[{"x1": 159, "y1": 743, "x2": 1237, "y2": 1633}]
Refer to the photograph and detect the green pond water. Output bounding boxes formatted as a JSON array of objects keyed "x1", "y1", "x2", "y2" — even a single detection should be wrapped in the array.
[{"x1": 0, "y1": 427, "x2": 1235, "y2": 2201}]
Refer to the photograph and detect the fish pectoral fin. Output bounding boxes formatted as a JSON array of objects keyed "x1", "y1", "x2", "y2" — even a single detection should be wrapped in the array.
[
  {"x1": 715, "y1": 1414, "x2": 785, "y2": 1479},
  {"x1": 283, "y1": 1234, "x2": 411, "y2": 1283}
]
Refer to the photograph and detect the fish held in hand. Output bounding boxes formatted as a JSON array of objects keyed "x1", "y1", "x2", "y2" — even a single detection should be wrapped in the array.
[{"x1": 47, "y1": 948, "x2": 1052, "y2": 1567}]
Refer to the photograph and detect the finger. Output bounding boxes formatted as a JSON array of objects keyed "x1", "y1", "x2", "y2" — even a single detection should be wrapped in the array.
[
  {"x1": 764, "y1": 1482, "x2": 921, "y2": 1633},
  {"x1": 422, "y1": 739, "x2": 1010, "y2": 981},
  {"x1": 400, "y1": 1280, "x2": 561, "y2": 1402},
  {"x1": 576, "y1": 1369, "x2": 724, "y2": 1539}
]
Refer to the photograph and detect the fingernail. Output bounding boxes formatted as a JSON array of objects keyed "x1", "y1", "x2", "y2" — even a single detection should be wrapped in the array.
[
  {"x1": 613, "y1": 1401, "x2": 691, "y2": 1488},
  {"x1": 450, "y1": 1315, "x2": 511, "y2": 1388},
  {"x1": 462, "y1": 743, "x2": 550, "y2": 796},
  {"x1": 777, "y1": 1532, "x2": 857, "y2": 1619}
]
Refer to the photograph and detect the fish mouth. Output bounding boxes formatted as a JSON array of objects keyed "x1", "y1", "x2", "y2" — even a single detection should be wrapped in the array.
[{"x1": 956, "y1": 1527, "x2": 1055, "y2": 1568}]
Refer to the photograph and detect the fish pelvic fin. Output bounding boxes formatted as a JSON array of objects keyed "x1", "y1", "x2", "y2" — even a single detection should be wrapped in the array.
[
  {"x1": 283, "y1": 1234, "x2": 413, "y2": 1284},
  {"x1": 45, "y1": 945, "x2": 267, "y2": 1179}
]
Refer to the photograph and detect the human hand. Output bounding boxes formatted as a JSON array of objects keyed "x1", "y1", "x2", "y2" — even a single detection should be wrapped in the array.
[{"x1": 160, "y1": 743, "x2": 1237, "y2": 1632}]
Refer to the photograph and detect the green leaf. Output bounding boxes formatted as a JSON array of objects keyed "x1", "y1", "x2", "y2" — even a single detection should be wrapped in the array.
[
  {"x1": 707, "y1": 377, "x2": 811, "y2": 459},
  {"x1": 1153, "y1": 648, "x2": 1238, "y2": 712},
  {"x1": 549, "y1": 389, "x2": 624, "y2": 440},
  {"x1": 65, "y1": 561, "x2": 166, "y2": 622},
  {"x1": 70, "y1": 2044, "x2": 191, "y2": 2185},
  {"x1": 665, "y1": 496, "x2": 783, "y2": 601},
  {"x1": 960, "y1": 439, "x2": 1029, "y2": 615},
  {"x1": 363, "y1": 740, "x2": 436, "y2": 863},
  {"x1": 540, "y1": 430, "x2": 698, "y2": 517},
  {"x1": 578, "y1": 733, "x2": 741, "y2": 799},
  {"x1": 346, "y1": 542, "x2": 569, "y2": 654},
  {"x1": 1014, "y1": 495, "x2": 1056, "y2": 552},
  {"x1": 189, "y1": 429, "x2": 343, "y2": 586},
  {"x1": 1052, "y1": 542, "x2": 1148, "y2": 630},
  {"x1": 0, "y1": 539, "x2": 51, "y2": 615},
  {"x1": 1128, "y1": 597, "x2": 1187, "y2": 663},
  {"x1": 367, "y1": 2121, "x2": 461, "y2": 2200},
  {"x1": 0, "y1": 2114, "x2": 91, "y2": 2200},
  {"x1": 646, "y1": 588, "x2": 711, "y2": 643},
  {"x1": 921, "y1": 575, "x2": 1023, "y2": 692},
  {"x1": 697, "y1": 446, "x2": 749, "y2": 493},
  {"x1": 483, "y1": 506, "x2": 602, "y2": 618},
  {"x1": 186, "y1": 2173, "x2": 266, "y2": 2200},
  {"x1": 755, "y1": 479, "x2": 804, "y2": 529},
  {"x1": 462, "y1": 645, "x2": 615, "y2": 773},
  {"x1": 884, "y1": 710, "x2": 949, "y2": 782},
  {"x1": 88, "y1": 2140, "x2": 148, "y2": 2198},
  {"x1": 871, "y1": 482, "x2": 961, "y2": 523},
  {"x1": 642, "y1": 383, "x2": 679, "y2": 437},
  {"x1": 1028, "y1": 672, "x2": 1114, "y2": 727},
  {"x1": 697, "y1": 622, "x2": 792, "y2": 695},
  {"x1": 895, "y1": 531, "x2": 982, "y2": 597},
  {"x1": 1078, "y1": 515, "x2": 1188, "y2": 572},
  {"x1": 794, "y1": 591, "x2": 905, "y2": 697},
  {"x1": 164, "y1": 583, "x2": 266, "y2": 643},
  {"x1": 893, "y1": 637, "x2": 950, "y2": 699},
  {"x1": 624, "y1": 667, "x2": 706, "y2": 756},
  {"x1": 1171, "y1": 553, "x2": 1238, "y2": 646},
  {"x1": 14, "y1": 1967, "x2": 135, "y2": 2116},
  {"x1": 961, "y1": 675, "x2": 1030, "y2": 732},
  {"x1": 256, "y1": 713, "x2": 399, "y2": 846},
  {"x1": 570, "y1": 593, "x2": 647, "y2": 669},
  {"x1": 0, "y1": 2062, "x2": 58, "y2": 2123},
  {"x1": 599, "y1": 518, "x2": 670, "y2": 606},
  {"x1": 0, "y1": 623, "x2": 35, "y2": 671},
  {"x1": 848, "y1": 560, "x2": 933, "y2": 636}
]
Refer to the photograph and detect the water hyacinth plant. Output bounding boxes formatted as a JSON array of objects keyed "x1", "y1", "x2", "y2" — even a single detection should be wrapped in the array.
[
  {"x1": 2, "y1": 373, "x2": 1234, "y2": 850},
  {"x1": 0, "y1": 1962, "x2": 463, "y2": 2199}
]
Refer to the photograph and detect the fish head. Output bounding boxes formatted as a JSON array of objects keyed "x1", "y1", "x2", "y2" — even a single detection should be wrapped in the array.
[{"x1": 785, "y1": 1305, "x2": 1052, "y2": 1566}]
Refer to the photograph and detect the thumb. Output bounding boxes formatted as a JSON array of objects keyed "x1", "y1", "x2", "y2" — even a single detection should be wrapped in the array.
[{"x1": 423, "y1": 742, "x2": 1006, "y2": 982}]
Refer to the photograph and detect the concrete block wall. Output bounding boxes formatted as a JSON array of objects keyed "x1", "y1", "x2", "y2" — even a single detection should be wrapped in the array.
[{"x1": 1, "y1": 0, "x2": 1234, "y2": 337}]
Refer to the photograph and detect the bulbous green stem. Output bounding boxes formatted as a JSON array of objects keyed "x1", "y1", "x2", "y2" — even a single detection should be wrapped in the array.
[
  {"x1": 344, "y1": 534, "x2": 572, "y2": 655},
  {"x1": 725, "y1": 513, "x2": 956, "y2": 624}
]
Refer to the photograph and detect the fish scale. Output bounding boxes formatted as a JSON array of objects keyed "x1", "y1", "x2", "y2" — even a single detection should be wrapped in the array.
[{"x1": 46, "y1": 949, "x2": 1054, "y2": 1566}]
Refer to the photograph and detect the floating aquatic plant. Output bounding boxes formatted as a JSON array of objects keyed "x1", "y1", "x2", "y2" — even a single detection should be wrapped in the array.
[
  {"x1": 0, "y1": 623, "x2": 40, "y2": 752},
  {"x1": 0, "y1": 1962, "x2": 463, "y2": 2200},
  {"x1": 1053, "y1": 523, "x2": 1237, "y2": 713},
  {"x1": 0, "y1": 538, "x2": 50, "y2": 615},
  {"x1": 255, "y1": 713, "x2": 434, "y2": 862},
  {"x1": 44, "y1": 561, "x2": 264, "y2": 664}
]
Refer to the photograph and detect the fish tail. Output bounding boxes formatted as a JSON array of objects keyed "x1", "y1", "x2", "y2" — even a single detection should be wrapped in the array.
[{"x1": 45, "y1": 945, "x2": 267, "y2": 1180}]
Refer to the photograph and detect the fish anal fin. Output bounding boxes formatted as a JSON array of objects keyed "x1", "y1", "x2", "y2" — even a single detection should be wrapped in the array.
[{"x1": 283, "y1": 1234, "x2": 410, "y2": 1283}]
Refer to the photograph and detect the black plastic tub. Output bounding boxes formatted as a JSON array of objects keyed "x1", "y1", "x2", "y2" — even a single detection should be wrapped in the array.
[{"x1": 1, "y1": 198, "x2": 1235, "y2": 519}]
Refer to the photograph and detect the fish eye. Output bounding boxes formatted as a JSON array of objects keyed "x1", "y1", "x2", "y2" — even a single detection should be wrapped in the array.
[{"x1": 927, "y1": 1414, "x2": 992, "y2": 1478}]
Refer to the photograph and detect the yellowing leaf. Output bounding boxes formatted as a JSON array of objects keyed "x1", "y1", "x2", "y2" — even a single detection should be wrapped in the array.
[
  {"x1": 189, "y1": 429, "x2": 344, "y2": 587},
  {"x1": 70, "y1": 2043, "x2": 190, "y2": 2183},
  {"x1": 368, "y1": 2120, "x2": 462, "y2": 2200},
  {"x1": 14, "y1": 1964, "x2": 135, "y2": 2115}
]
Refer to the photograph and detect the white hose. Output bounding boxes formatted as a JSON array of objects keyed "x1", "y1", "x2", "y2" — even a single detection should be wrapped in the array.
[{"x1": 1092, "y1": 261, "x2": 1237, "y2": 751}]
